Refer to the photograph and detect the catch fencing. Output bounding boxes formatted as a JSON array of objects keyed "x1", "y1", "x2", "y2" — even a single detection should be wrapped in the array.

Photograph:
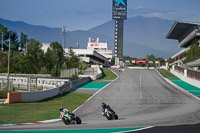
[
  {"x1": 0, "y1": 76, "x2": 69, "y2": 92},
  {"x1": 7, "y1": 77, "x2": 91, "y2": 103}
]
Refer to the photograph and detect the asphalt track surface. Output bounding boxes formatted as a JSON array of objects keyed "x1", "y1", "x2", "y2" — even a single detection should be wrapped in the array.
[{"x1": 1, "y1": 69, "x2": 200, "y2": 131}]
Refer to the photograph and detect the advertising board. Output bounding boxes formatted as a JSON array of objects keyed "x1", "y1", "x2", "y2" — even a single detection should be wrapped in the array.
[
  {"x1": 113, "y1": 0, "x2": 127, "y2": 11},
  {"x1": 112, "y1": 0, "x2": 127, "y2": 20}
]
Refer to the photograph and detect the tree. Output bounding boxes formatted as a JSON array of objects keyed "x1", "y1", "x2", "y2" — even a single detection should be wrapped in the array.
[
  {"x1": 0, "y1": 52, "x2": 7, "y2": 73},
  {"x1": 0, "y1": 24, "x2": 19, "y2": 51},
  {"x1": 111, "y1": 57, "x2": 115, "y2": 66},
  {"x1": 146, "y1": 54, "x2": 156, "y2": 61},
  {"x1": 45, "y1": 42, "x2": 65, "y2": 77},
  {"x1": 51, "y1": 64, "x2": 60, "y2": 77},
  {"x1": 61, "y1": 62, "x2": 67, "y2": 70},
  {"x1": 167, "y1": 58, "x2": 175, "y2": 64},
  {"x1": 67, "y1": 47, "x2": 79, "y2": 69},
  {"x1": 184, "y1": 40, "x2": 200, "y2": 63},
  {"x1": 10, "y1": 31, "x2": 19, "y2": 51},
  {"x1": 39, "y1": 66, "x2": 49, "y2": 74},
  {"x1": 25, "y1": 39, "x2": 44, "y2": 73},
  {"x1": 20, "y1": 32, "x2": 28, "y2": 49},
  {"x1": 10, "y1": 51, "x2": 27, "y2": 73},
  {"x1": 0, "y1": 24, "x2": 7, "y2": 50}
]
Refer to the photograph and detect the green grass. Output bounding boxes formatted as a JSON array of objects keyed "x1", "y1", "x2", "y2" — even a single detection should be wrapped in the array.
[
  {"x1": 95, "y1": 68, "x2": 117, "y2": 82},
  {"x1": 157, "y1": 69, "x2": 179, "y2": 79},
  {"x1": 0, "y1": 92, "x2": 92, "y2": 124}
]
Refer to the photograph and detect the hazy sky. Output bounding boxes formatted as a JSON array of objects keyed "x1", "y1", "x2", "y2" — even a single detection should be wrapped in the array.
[{"x1": 0, "y1": 0, "x2": 200, "y2": 31}]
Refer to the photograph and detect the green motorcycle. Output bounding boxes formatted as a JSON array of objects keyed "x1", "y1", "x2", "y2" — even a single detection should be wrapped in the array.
[{"x1": 60, "y1": 112, "x2": 82, "y2": 125}]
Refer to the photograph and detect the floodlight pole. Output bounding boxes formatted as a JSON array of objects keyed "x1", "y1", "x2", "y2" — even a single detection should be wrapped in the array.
[
  {"x1": 1, "y1": 32, "x2": 3, "y2": 51},
  {"x1": 7, "y1": 30, "x2": 11, "y2": 91}
]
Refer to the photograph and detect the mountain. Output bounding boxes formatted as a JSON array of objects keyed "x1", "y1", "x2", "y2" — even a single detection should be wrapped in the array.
[
  {"x1": 0, "y1": 18, "x2": 110, "y2": 49},
  {"x1": 0, "y1": 16, "x2": 179, "y2": 58},
  {"x1": 89, "y1": 16, "x2": 179, "y2": 56}
]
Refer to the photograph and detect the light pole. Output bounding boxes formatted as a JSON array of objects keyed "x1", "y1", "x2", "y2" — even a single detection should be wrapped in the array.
[
  {"x1": 7, "y1": 30, "x2": 11, "y2": 91},
  {"x1": 1, "y1": 32, "x2": 3, "y2": 51}
]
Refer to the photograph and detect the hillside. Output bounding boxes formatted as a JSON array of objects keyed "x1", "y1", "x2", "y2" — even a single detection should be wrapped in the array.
[{"x1": 0, "y1": 16, "x2": 179, "y2": 58}]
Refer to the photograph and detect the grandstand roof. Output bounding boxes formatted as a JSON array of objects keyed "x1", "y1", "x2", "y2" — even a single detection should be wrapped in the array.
[{"x1": 166, "y1": 21, "x2": 200, "y2": 40}]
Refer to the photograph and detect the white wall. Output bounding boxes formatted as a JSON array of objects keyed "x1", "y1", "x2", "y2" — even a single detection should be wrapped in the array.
[{"x1": 170, "y1": 69, "x2": 200, "y2": 88}]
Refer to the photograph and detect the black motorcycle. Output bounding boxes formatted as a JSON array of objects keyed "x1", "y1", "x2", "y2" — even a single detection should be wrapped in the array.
[
  {"x1": 103, "y1": 108, "x2": 118, "y2": 120},
  {"x1": 60, "y1": 112, "x2": 82, "y2": 125}
]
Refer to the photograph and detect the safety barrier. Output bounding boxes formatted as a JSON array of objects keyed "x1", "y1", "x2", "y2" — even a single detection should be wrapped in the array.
[
  {"x1": 79, "y1": 65, "x2": 102, "y2": 80},
  {"x1": 0, "y1": 76, "x2": 69, "y2": 91},
  {"x1": 7, "y1": 77, "x2": 91, "y2": 104},
  {"x1": 173, "y1": 65, "x2": 200, "y2": 81},
  {"x1": 170, "y1": 66, "x2": 200, "y2": 88}
]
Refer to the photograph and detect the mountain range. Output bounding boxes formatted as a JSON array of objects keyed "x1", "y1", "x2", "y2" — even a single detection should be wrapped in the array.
[{"x1": 0, "y1": 16, "x2": 180, "y2": 58}]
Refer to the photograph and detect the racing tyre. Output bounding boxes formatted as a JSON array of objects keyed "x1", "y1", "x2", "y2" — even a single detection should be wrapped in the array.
[
  {"x1": 76, "y1": 117, "x2": 82, "y2": 124},
  {"x1": 114, "y1": 114, "x2": 118, "y2": 120},
  {"x1": 63, "y1": 119, "x2": 70, "y2": 125},
  {"x1": 106, "y1": 114, "x2": 111, "y2": 120}
]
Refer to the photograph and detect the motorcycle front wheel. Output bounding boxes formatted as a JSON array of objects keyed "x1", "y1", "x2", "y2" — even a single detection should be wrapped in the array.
[
  {"x1": 62, "y1": 118, "x2": 70, "y2": 125},
  {"x1": 114, "y1": 114, "x2": 118, "y2": 120}
]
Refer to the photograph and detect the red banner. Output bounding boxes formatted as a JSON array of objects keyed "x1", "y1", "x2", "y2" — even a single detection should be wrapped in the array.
[{"x1": 136, "y1": 60, "x2": 146, "y2": 64}]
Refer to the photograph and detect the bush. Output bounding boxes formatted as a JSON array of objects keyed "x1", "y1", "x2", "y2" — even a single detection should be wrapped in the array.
[{"x1": 0, "y1": 90, "x2": 8, "y2": 98}]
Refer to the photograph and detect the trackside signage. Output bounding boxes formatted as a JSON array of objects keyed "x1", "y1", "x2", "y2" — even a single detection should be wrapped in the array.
[
  {"x1": 136, "y1": 60, "x2": 147, "y2": 64},
  {"x1": 113, "y1": 0, "x2": 127, "y2": 11}
]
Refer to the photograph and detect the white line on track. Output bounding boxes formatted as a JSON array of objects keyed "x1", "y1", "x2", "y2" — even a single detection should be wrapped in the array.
[
  {"x1": 0, "y1": 69, "x2": 119, "y2": 126},
  {"x1": 133, "y1": 74, "x2": 142, "y2": 99},
  {"x1": 73, "y1": 69, "x2": 119, "y2": 113},
  {"x1": 155, "y1": 69, "x2": 200, "y2": 101},
  {"x1": 112, "y1": 126, "x2": 154, "y2": 133}
]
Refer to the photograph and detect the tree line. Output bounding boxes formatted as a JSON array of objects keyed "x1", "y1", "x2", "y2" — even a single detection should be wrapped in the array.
[
  {"x1": 111, "y1": 54, "x2": 165, "y2": 67},
  {"x1": 0, "y1": 24, "x2": 84, "y2": 77}
]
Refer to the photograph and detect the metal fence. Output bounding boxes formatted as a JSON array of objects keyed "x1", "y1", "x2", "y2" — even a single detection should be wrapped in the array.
[
  {"x1": 187, "y1": 69, "x2": 200, "y2": 81},
  {"x1": 175, "y1": 66, "x2": 184, "y2": 74},
  {"x1": 0, "y1": 78, "x2": 40, "y2": 92},
  {"x1": 174, "y1": 65, "x2": 200, "y2": 81}
]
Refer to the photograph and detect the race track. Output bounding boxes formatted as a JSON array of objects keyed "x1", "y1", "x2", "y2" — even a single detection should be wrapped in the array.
[{"x1": 1, "y1": 69, "x2": 200, "y2": 131}]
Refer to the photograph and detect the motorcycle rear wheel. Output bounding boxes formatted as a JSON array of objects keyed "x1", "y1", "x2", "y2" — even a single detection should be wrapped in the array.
[{"x1": 76, "y1": 117, "x2": 82, "y2": 124}]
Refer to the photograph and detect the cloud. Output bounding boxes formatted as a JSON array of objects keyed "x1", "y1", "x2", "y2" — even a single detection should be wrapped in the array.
[
  {"x1": 74, "y1": 10, "x2": 93, "y2": 16},
  {"x1": 128, "y1": 6, "x2": 179, "y2": 20},
  {"x1": 135, "y1": 6, "x2": 144, "y2": 9}
]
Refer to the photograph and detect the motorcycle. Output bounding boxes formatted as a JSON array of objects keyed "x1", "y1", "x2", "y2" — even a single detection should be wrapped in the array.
[
  {"x1": 103, "y1": 108, "x2": 118, "y2": 120},
  {"x1": 60, "y1": 112, "x2": 82, "y2": 125}
]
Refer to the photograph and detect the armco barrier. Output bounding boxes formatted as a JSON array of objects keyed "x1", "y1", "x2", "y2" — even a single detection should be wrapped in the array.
[
  {"x1": 7, "y1": 77, "x2": 91, "y2": 104},
  {"x1": 21, "y1": 88, "x2": 60, "y2": 102}
]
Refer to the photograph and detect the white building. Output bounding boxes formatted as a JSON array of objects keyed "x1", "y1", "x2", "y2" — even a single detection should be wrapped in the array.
[
  {"x1": 41, "y1": 41, "x2": 111, "y2": 67},
  {"x1": 64, "y1": 48, "x2": 110, "y2": 67},
  {"x1": 87, "y1": 38, "x2": 113, "y2": 61},
  {"x1": 41, "y1": 43, "x2": 50, "y2": 53}
]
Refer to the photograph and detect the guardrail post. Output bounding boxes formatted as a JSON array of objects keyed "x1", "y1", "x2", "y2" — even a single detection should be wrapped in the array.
[
  {"x1": 172, "y1": 65, "x2": 175, "y2": 71},
  {"x1": 184, "y1": 69, "x2": 187, "y2": 77},
  {"x1": 0, "y1": 79, "x2": 3, "y2": 90},
  {"x1": 27, "y1": 77, "x2": 30, "y2": 92}
]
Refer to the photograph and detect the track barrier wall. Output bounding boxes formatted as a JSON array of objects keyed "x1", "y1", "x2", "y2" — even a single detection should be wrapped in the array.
[
  {"x1": 7, "y1": 77, "x2": 90, "y2": 104},
  {"x1": 7, "y1": 92, "x2": 21, "y2": 104}
]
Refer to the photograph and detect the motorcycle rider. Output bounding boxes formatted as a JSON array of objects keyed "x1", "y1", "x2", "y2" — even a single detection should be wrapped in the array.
[
  {"x1": 59, "y1": 107, "x2": 74, "y2": 121},
  {"x1": 101, "y1": 102, "x2": 114, "y2": 116}
]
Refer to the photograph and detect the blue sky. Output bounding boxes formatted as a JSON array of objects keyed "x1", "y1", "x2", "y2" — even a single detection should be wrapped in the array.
[{"x1": 0, "y1": 0, "x2": 200, "y2": 31}]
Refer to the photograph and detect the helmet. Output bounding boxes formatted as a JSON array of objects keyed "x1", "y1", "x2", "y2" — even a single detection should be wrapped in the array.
[
  {"x1": 59, "y1": 107, "x2": 63, "y2": 112},
  {"x1": 101, "y1": 102, "x2": 106, "y2": 108}
]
